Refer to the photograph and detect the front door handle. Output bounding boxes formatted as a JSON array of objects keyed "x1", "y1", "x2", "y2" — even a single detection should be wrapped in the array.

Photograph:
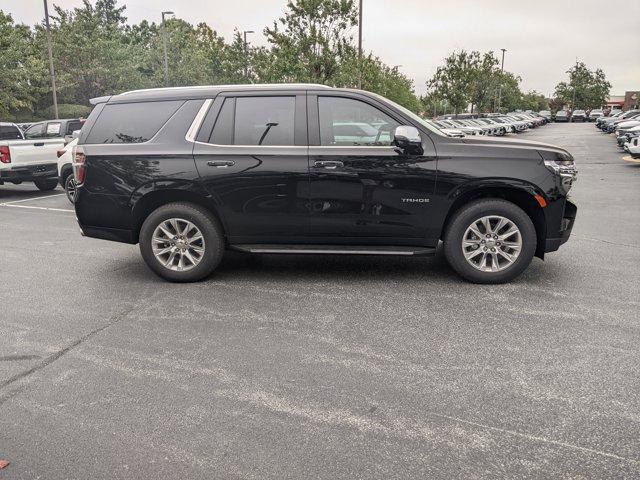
[
  {"x1": 33, "y1": 142, "x2": 45, "y2": 147},
  {"x1": 314, "y1": 160, "x2": 344, "y2": 169},
  {"x1": 207, "y1": 160, "x2": 235, "y2": 168}
]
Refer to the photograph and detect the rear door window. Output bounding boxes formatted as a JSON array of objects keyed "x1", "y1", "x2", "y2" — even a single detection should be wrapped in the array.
[
  {"x1": 85, "y1": 100, "x2": 183, "y2": 144},
  {"x1": 233, "y1": 96, "x2": 295, "y2": 146}
]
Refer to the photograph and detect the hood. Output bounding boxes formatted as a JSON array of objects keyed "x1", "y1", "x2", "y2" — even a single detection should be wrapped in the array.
[{"x1": 460, "y1": 135, "x2": 571, "y2": 160}]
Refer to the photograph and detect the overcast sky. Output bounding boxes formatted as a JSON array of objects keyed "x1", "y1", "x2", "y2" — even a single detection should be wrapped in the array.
[{"x1": 5, "y1": 0, "x2": 639, "y2": 96}]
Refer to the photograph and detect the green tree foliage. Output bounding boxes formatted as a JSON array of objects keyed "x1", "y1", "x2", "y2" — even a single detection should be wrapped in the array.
[
  {"x1": 1, "y1": 0, "x2": 422, "y2": 118},
  {"x1": 427, "y1": 50, "x2": 477, "y2": 114},
  {"x1": 0, "y1": 11, "x2": 48, "y2": 118},
  {"x1": 264, "y1": 0, "x2": 357, "y2": 83},
  {"x1": 521, "y1": 90, "x2": 549, "y2": 112},
  {"x1": 554, "y1": 62, "x2": 611, "y2": 109}
]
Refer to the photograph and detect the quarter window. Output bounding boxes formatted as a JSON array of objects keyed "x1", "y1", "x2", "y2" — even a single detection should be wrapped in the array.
[
  {"x1": 318, "y1": 97, "x2": 399, "y2": 146},
  {"x1": 85, "y1": 100, "x2": 183, "y2": 144}
]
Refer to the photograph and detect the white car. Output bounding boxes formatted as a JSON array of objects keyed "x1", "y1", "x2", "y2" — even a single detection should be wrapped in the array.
[
  {"x1": 57, "y1": 138, "x2": 79, "y2": 203},
  {"x1": 0, "y1": 123, "x2": 64, "y2": 191},
  {"x1": 624, "y1": 136, "x2": 640, "y2": 159}
]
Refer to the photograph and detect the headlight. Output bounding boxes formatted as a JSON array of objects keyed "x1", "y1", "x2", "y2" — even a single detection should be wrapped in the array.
[{"x1": 544, "y1": 156, "x2": 577, "y2": 192}]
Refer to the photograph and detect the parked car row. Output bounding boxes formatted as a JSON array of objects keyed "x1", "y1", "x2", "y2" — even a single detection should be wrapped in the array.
[
  {"x1": 432, "y1": 112, "x2": 549, "y2": 138},
  {"x1": 549, "y1": 109, "x2": 606, "y2": 122},
  {"x1": 595, "y1": 109, "x2": 640, "y2": 158},
  {"x1": 0, "y1": 118, "x2": 84, "y2": 198}
]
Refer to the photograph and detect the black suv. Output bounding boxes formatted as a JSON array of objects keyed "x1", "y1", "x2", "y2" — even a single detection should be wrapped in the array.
[{"x1": 74, "y1": 84, "x2": 577, "y2": 283}]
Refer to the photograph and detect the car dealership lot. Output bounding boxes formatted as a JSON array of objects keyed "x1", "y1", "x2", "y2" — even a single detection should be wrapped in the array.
[{"x1": 0, "y1": 123, "x2": 639, "y2": 478}]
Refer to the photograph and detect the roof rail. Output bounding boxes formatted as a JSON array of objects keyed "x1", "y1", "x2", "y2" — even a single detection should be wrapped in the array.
[{"x1": 118, "y1": 83, "x2": 333, "y2": 96}]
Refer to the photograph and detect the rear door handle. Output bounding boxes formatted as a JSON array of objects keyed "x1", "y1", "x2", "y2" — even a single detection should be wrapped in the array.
[
  {"x1": 314, "y1": 160, "x2": 344, "y2": 169},
  {"x1": 207, "y1": 160, "x2": 235, "y2": 167},
  {"x1": 33, "y1": 142, "x2": 45, "y2": 147}
]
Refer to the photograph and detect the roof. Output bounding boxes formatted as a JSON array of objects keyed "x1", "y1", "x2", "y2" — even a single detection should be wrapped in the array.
[
  {"x1": 95, "y1": 83, "x2": 335, "y2": 105},
  {"x1": 0, "y1": 122, "x2": 19, "y2": 127}
]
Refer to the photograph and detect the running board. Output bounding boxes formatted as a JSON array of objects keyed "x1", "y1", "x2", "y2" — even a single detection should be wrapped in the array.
[{"x1": 231, "y1": 244, "x2": 436, "y2": 256}]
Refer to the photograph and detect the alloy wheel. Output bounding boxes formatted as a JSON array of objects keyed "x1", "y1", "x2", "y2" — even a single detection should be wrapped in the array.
[
  {"x1": 152, "y1": 218, "x2": 206, "y2": 272},
  {"x1": 461, "y1": 215, "x2": 522, "y2": 272}
]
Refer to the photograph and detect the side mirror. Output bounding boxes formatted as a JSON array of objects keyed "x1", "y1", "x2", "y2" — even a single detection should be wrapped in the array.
[
  {"x1": 393, "y1": 125, "x2": 423, "y2": 155},
  {"x1": 72, "y1": 129, "x2": 81, "y2": 139}
]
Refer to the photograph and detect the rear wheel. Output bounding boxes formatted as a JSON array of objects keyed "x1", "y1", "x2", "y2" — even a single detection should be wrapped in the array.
[
  {"x1": 34, "y1": 178, "x2": 58, "y2": 191},
  {"x1": 64, "y1": 174, "x2": 77, "y2": 203},
  {"x1": 139, "y1": 202, "x2": 224, "y2": 282},
  {"x1": 443, "y1": 199, "x2": 536, "y2": 284}
]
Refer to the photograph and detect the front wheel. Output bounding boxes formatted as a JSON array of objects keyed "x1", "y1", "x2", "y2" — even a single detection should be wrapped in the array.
[
  {"x1": 34, "y1": 178, "x2": 58, "y2": 191},
  {"x1": 139, "y1": 202, "x2": 225, "y2": 282},
  {"x1": 443, "y1": 199, "x2": 537, "y2": 284}
]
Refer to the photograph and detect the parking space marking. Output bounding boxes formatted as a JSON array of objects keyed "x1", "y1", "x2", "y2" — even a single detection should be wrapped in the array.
[
  {"x1": 0, "y1": 204, "x2": 74, "y2": 213},
  {"x1": 0, "y1": 193, "x2": 66, "y2": 205}
]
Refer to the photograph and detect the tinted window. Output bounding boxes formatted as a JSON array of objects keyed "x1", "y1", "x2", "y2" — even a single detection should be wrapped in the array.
[
  {"x1": 233, "y1": 96, "x2": 295, "y2": 146},
  {"x1": 0, "y1": 125, "x2": 23, "y2": 140},
  {"x1": 319, "y1": 97, "x2": 399, "y2": 146},
  {"x1": 66, "y1": 120, "x2": 83, "y2": 135},
  {"x1": 24, "y1": 123, "x2": 45, "y2": 139},
  {"x1": 209, "y1": 98, "x2": 234, "y2": 145},
  {"x1": 85, "y1": 100, "x2": 183, "y2": 144}
]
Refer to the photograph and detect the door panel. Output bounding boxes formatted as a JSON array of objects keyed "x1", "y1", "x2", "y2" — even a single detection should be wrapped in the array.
[
  {"x1": 307, "y1": 93, "x2": 438, "y2": 243},
  {"x1": 193, "y1": 146, "x2": 310, "y2": 239},
  {"x1": 192, "y1": 93, "x2": 310, "y2": 241},
  {"x1": 308, "y1": 146, "x2": 437, "y2": 240}
]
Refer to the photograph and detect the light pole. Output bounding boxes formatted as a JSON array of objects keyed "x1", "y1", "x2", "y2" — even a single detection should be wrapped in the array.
[
  {"x1": 161, "y1": 11, "x2": 174, "y2": 87},
  {"x1": 497, "y1": 48, "x2": 507, "y2": 113},
  {"x1": 358, "y1": 0, "x2": 363, "y2": 89},
  {"x1": 243, "y1": 30, "x2": 254, "y2": 81},
  {"x1": 43, "y1": 0, "x2": 58, "y2": 119},
  {"x1": 571, "y1": 57, "x2": 578, "y2": 110}
]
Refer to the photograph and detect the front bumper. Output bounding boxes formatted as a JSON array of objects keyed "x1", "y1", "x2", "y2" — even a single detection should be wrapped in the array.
[
  {"x1": 0, "y1": 163, "x2": 57, "y2": 183},
  {"x1": 544, "y1": 199, "x2": 577, "y2": 253}
]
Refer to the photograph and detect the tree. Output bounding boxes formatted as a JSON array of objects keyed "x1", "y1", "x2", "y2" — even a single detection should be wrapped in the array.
[
  {"x1": 426, "y1": 50, "x2": 477, "y2": 114},
  {"x1": 469, "y1": 52, "x2": 500, "y2": 113},
  {"x1": 554, "y1": 62, "x2": 611, "y2": 109},
  {"x1": 521, "y1": 90, "x2": 549, "y2": 112},
  {"x1": 263, "y1": 0, "x2": 358, "y2": 83},
  {"x1": 0, "y1": 11, "x2": 48, "y2": 118}
]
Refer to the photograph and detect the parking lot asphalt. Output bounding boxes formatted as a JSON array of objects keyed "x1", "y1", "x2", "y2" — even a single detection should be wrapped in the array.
[{"x1": 1, "y1": 123, "x2": 639, "y2": 479}]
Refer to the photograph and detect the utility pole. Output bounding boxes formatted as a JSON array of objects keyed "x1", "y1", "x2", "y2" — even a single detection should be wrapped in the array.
[
  {"x1": 43, "y1": 0, "x2": 58, "y2": 119},
  {"x1": 496, "y1": 48, "x2": 506, "y2": 113},
  {"x1": 358, "y1": 0, "x2": 363, "y2": 89},
  {"x1": 571, "y1": 57, "x2": 578, "y2": 110},
  {"x1": 161, "y1": 11, "x2": 174, "y2": 87},
  {"x1": 243, "y1": 30, "x2": 254, "y2": 81}
]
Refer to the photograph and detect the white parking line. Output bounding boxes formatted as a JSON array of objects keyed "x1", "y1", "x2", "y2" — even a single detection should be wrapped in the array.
[
  {"x1": 0, "y1": 193, "x2": 66, "y2": 205},
  {"x1": 0, "y1": 204, "x2": 74, "y2": 213}
]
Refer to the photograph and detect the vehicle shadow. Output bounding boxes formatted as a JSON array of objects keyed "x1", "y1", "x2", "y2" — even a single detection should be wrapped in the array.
[{"x1": 107, "y1": 243, "x2": 551, "y2": 287}]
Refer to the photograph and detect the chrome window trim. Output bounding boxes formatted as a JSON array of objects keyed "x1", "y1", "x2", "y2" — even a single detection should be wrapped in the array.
[
  {"x1": 185, "y1": 98, "x2": 213, "y2": 143},
  {"x1": 185, "y1": 96, "x2": 399, "y2": 151}
]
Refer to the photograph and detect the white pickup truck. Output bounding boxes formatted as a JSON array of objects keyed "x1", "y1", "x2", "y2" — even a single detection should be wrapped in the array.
[{"x1": 0, "y1": 122, "x2": 64, "y2": 191}]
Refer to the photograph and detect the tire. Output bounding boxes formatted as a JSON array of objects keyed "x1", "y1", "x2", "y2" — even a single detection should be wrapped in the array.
[
  {"x1": 33, "y1": 178, "x2": 58, "y2": 191},
  {"x1": 64, "y1": 173, "x2": 77, "y2": 204},
  {"x1": 139, "y1": 202, "x2": 225, "y2": 282},
  {"x1": 443, "y1": 199, "x2": 537, "y2": 284}
]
